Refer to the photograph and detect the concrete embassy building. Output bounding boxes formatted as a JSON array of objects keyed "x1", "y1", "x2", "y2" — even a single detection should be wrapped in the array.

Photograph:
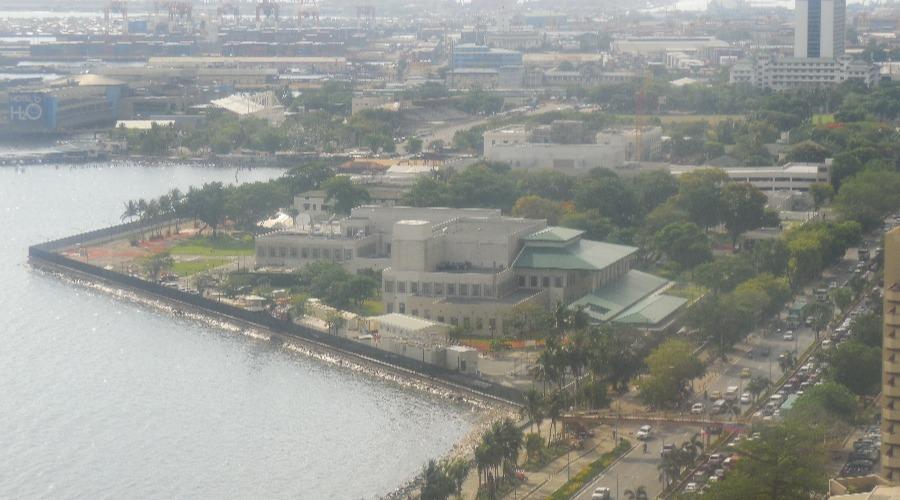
[
  {"x1": 257, "y1": 207, "x2": 686, "y2": 337},
  {"x1": 883, "y1": 227, "x2": 900, "y2": 480}
]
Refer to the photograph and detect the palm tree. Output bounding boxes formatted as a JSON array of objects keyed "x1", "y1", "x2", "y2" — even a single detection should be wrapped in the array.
[
  {"x1": 624, "y1": 485, "x2": 649, "y2": 500},
  {"x1": 545, "y1": 390, "x2": 564, "y2": 446},
  {"x1": 523, "y1": 388, "x2": 545, "y2": 436},
  {"x1": 747, "y1": 375, "x2": 771, "y2": 401},
  {"x1": 443, "y1": 458, "x2": 469, "y2": 497},
  {"x1": 169, "y1": 188, "x2": 185, "y2": 232},
  {"x1": 121, "y1": 199, "x2": 139, "y2": 223},
  {"x1": 682, "y1": 433, "x2": 704, "y2": 461},
  {"x1": 778, "y1": 351, "x2": 796, "y2": 373}
]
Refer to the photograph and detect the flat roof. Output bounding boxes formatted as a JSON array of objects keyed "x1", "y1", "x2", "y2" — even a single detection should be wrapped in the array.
[{"x1": 371, "y1": 313, "x2": 445, "y2": 331}]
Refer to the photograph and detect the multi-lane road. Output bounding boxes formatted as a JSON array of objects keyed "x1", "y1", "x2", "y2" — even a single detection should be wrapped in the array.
[{"x1": 573, "y1": 425, "x2": 696, "y2": 500}]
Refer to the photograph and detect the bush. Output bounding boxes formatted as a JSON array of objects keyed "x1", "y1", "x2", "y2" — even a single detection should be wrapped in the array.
[{"x1": 547, "y1": 439, "x2": 632, "y2": 500}]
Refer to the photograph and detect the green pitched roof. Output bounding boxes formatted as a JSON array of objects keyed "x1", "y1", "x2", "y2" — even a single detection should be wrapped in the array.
[
  {"x1": 523, "y1": 226, "x2": 584, "y2": 243},
  {"x1": 569, "y1": 270, "x2": 670, "y2": 322},
  {"x1": 614, "y1": 294, "x2": 688, "y2": 325},
  {"x1": 513, "y1": 239, "x2": 637, "y2": 271}
]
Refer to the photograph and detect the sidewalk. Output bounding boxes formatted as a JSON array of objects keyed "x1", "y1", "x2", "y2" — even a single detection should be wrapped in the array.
[{"x1": 509, "y1": 422, "x2": 617, "y2": 499}]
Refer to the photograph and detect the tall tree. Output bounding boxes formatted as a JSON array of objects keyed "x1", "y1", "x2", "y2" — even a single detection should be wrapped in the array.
[
  {"x1": 720, "y1": 182, "x2": 767, "y2": 247},
  {"x1": 676, "y1": 168, "x2": 728, "y2": 229}
]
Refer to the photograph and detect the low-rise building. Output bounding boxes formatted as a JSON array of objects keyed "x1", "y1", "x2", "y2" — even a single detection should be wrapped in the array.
[
  {"x1": 729, "y1": 55, "x2": 879, "y2": 90},
  {"x1": 670, "y1": 161, "x2": 831, "y2": 192},
  {"x1": 258, "y1": 207, "x2": 687, "y2": 336}
]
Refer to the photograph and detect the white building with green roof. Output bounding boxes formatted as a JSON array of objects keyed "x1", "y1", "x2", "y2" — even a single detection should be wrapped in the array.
[{"x1": 381, "y1": 216, "x2": 686, "y2": 337}]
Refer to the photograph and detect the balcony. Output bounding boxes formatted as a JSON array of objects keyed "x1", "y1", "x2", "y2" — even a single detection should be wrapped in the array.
[
  {"x1": 888, "y1": 357, "x2": 900, "y2": 376},
  {"x1": 888, "y1": 312, "x2": 900, "y2": 328},
  {"x1": 885, "y1": 331, "x2": 900, "y2": 350},
  {"x1": 884, "y1": 406, "x2": 900, "y2": 423},
  {"x1": 884, "y1": 382, "x2": 900, "y2": 399},
  {"x1": 885, "y1": 285, "x2": 900, "y2": 304},
  {"x1": 881, "y1": 453, "x2": 900, "y2": 471}
]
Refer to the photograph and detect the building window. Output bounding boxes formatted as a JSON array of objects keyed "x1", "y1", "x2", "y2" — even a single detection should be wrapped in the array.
[
  {"x1": 422, "y1": 282, "x2": 432, "y2": 295},
  {"x1": 344, "y1": 249, "x2": 353, "y2": 260},
  {"x1": 447, "y1": 284, "x2": 456, "y2": 296},
  {"x1": 268, "y1": 247, "x2": 276, "y2": 258},
  {"x1": 489, "y1": 318, "x2": 496, "y2": 332},
  {"x1": 471, "y1": 284, "x2": 480, "y2": 297},
  {"x1": 384, "y1": 280, "x2": 394, "y2": 293},
  {"x1": 554, "y1": 276, "x2": 563, "y2": 287},
  {"x1": 410, "y1": 282, "x2": 418, "y2": 295},
  {"x1": 464, "y1": 317, "x2": 470, "y2": 329},
  {"x1": 483, "y1": 285, "x2": 493, "y2": 297},
  {"x1": 530, "y1": 276, "x2": 538, "y2": 288},
  {"x1": 437, "y1": 316, "x2": 445, "y2": 323},
  {"x1": 411, "y1": 309, "x2": 418, "y2": 317},
  {"x1": 399, "y1": 303, "x2": 405, "y2": 314},
  {"x1": 312, "y1": 248, "x2": 320, "y2": 258},
  {"x1": 322, "y1": 248, "x2": 331, "y2": 259},
  {"x1": 424, "y1": 311, "x2": 431, "y2": 320},
  {"x1": 450, "y1": 317, "x2": 458, "y2": 326},
  {"x1": 301, "y1": 247, "x2": 308, "y2": 258},
  {"x1": 434, "y1": 283, "x2": 444, "y2": 295},
  {"x1": 397, "y1": 281, "x2": 406, "y2": 293},
  {"x1": 518, "y1": 276, "x2": 526, "y2": 287},
  {"x1": 542, "y1": 276, "x2": 550, "y2": 288},
  {"x1": 476, "y1": 318, "x2": 483, "y2": 330},
  {"x1": 459, "y1": 284, "x2": 468, "y2": 296},
  {"x1": 386, "y1": 303, "x2": 394, "y2": 313},
  {"x1": 289, "y1": 247, "x2": 298, "y2": 258}
]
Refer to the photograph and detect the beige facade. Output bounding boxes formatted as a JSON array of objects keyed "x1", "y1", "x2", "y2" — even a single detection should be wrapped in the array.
[{"x1": 883, "y1": 227, "x2": 900, "y2": 480}]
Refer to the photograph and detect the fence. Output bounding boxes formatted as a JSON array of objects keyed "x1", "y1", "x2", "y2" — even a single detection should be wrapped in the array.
[{"x1": 29, "y1": 223, "x2": 525, "y2": 406}]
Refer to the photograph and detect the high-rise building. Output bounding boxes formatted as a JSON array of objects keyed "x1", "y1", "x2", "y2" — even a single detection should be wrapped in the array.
[
  {"x1": 883, "y1": 227, "x2": 900, "y2": 480},
  {"x1": 794, "y1": 0, "x2": 846, "y2": 58}
]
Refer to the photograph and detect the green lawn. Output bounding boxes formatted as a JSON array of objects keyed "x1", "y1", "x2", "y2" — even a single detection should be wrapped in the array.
[
  {"x1": 170, "y1": 235, "x2": 255, "y2": 257},
  {"x1": 812, "y1": 114, "x2": 836, "y2": 125},
  {"x1": 171, "y1": 258, "x2": 229, "y2": 276}
]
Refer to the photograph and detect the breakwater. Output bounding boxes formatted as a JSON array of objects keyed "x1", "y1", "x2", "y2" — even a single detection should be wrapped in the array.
[{"x1": 28, "y1": 219, "x2": 525, "y2": 407}]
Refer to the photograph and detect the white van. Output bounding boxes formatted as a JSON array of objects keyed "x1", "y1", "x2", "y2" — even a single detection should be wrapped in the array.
[{"x1": 725, "y1": 386, "x2": 739, "y2": 402}]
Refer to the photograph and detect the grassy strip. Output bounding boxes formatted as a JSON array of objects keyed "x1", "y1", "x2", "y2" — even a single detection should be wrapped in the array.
[
  {"x1": 172, "y1": 258, "x2": 229, "y2": 276},
  {"x1": 170, "y1": 235, "x2": 255, "y2": 257},
  {"x1": 547, "y1": 439, "x2": 632, "y2": 500}
]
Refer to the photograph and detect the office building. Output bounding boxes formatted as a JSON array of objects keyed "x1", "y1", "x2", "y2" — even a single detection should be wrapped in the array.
[
  {"x1": 257, "y1": 207, "x2": 686, "y2": 336},
  {"x1": 729, "y1": 55, "x2": 878, "y2": 90},
  {"x1": 670, "y1": 161, "x2": 832, "y2": 192},
  {"x1": 794, "y1": 0, "x2": 846, "y2": 58},
  {"x1": 451, "y1": 44, "x2": 523, "y2": 69},
  {"x1": 883, "y1": 227, "x2": 900, "y2": 480}
]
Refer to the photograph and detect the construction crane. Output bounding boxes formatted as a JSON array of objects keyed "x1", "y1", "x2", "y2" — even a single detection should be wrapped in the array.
[
  {"x1": 104, "y1": 0, "x2": 128, "y2": 35},
  {"x1": 256, "y1": 0, "x2": 279, "y2": 23},
  {"x1": 633, "y1": 69, "x2": 653, "y2": 162},
  {"x1": 166, "y1": 1, "x2": 193, "y2": 30},
  {"x1": 356, "y1": 5, "x2": 375, "y2": 29},
  {"x1": 298, "y1": 0, "x2": 320, "y2": 26},
  {"x1": 217, "y1": 2, "x2": 241, "y2": 25}
]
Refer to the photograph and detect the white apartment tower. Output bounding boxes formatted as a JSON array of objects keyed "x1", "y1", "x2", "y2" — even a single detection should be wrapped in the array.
[{"x1": 794, "y1": 0, "x2": 846, "y2": 58}]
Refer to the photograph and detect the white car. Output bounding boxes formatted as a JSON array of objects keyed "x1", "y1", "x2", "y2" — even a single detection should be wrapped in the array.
[
  {"x1": 592, "y1": 487, "x2": 612, "y2": 500},
  {"x1": 685, "y1": 482, "x2": 699, "y2": 493},
  {"x1": 783, "y1": 331, "x2": 794, "y2": 341},
  {"x1": 691, "y1": 403, "x2": 704, "y2": 414},
  {"x1": 637, "y1": 425, "x2": 652, "y2": 440},
  {"x1": 740, "y1": 392, "x2": 751, "y2": 404}
]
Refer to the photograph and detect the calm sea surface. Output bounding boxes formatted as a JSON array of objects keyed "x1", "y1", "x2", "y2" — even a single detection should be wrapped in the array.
[{"x1": 0, "y1": 162, "x2": 473, "y2": 499}]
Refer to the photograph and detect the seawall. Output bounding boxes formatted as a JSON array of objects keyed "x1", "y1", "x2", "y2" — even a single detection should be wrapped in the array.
[{"x1": 28, "y1": 220, "x2": 525, "y2": 408}]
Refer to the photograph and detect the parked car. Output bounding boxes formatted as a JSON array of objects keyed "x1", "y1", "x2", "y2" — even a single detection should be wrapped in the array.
[
  {"x1": 740, "y1": 392, "x2": 751, "y2": 404},
  {"x1": 591, "y1": 487, "x2": 611, "y2": 500},
  {"x1": 637, "y1": 425, "x2": 652, "y2": 440},
  {"x1": 691, "y1": 402, "x2": 705, "y2": 414},
  {"x1": 685, "y1": 482, "x2": 699, "y2": 493},
  {"x1": 783, "y1": 331, "x2": 795, "y2": 341},
  {"x1": 740, "y1": 367, "x2": 751, "y2": 378}
]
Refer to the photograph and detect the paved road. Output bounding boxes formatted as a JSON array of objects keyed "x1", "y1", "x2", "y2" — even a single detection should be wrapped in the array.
[{"x1": 574, "y1": 425, "x2": 695, "y2": 500}]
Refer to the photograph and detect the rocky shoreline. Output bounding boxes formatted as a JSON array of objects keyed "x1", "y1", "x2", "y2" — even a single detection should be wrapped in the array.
[{"x1": 33, "y1": 263, "x2": 520, "y2": 499}]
